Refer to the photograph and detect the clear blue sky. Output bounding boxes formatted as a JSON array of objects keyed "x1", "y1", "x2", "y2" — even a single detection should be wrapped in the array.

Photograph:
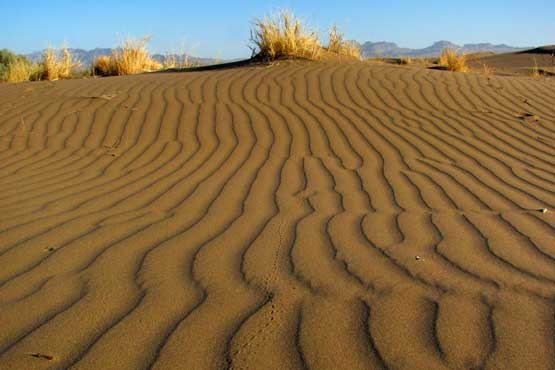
[{"x1": 2, "y1": 0, "x2": 553, "y2": 58}]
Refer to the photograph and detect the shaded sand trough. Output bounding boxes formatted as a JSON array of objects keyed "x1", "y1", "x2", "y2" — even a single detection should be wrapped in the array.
[{"x1": 0, "y1": 59, "x2": 554, "y2": 370}]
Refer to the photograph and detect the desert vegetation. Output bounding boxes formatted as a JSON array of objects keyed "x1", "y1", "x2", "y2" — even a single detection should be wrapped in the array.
[
  {"x1": 0, "y1": 46, "x2": 80, "y2": 82},
  {"x1": 92, "y1": 56, "x2": 115, "y2": 76},
  {"x1": 93, "y1": 37, "x2": 162, "y2": 76},
  {"x1": 5, "y1": 11, "x2": 549, "y2": 82},
  {"x1": 41, "y1": 46, "x2": 80, "y2": 80},
  {"x1": 481, "y1": 62, "x2": 493, "y2": 76},
  {"x1": 398, "y1": 56, "x2": 413, "y2": 65},
  {"x1": 162, "y1": 53, "x2": 198, "y2": 69},
  {"x1": 1, "y1": 10, "x2": 378, "y2": 82},
  {"x1": 249, "y1": 10, "x2": 361, "y2": 61},
  {"x1": 3, "y1": 59, "x2": 40, "y2": 82},
  {"x1": 2, "y1": 37, "x2": 198, "y2": 82},
  {"x1": 92, "y1": 38, "x2": 200, "y2": 76},
  {"x1": 326, "y1": 25, "x2": 362, "y2": 59},
  {"x1": 249, "y1": 10, "x2": 321, "y2": 60},
  {"x1": 439, "y1": 47, "x2": 468, "y2": 72},
  {"x1": 0, "y1": 49, "x2": 37, "y2": 82},
  {"x1": 0, "y1": 49, "x2": 24, "y2": 79}
]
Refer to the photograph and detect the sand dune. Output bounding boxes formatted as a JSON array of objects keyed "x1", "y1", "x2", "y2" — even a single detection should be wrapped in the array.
[
  {"x1": 0, "y1": 59, "x2": 554, "y2": 370},
  {"x1": 470, "y1": 46, "x2": 555, "y2": 75}
]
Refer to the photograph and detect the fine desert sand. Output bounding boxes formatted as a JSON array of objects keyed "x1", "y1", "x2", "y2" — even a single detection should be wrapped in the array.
[{"x1": 0, "y1": 56, "x2": 554, "y2": 370}]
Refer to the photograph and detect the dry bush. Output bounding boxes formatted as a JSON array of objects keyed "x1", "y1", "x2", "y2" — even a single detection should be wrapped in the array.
[
  {"x1": 94, "y1": 36, "x2": 162, "y2": 76},
  {"x1": 481, "y1": 63, "x2": 493, "y2": 76},
  {"x1": 399, "y1": 56, "x2": 413, "y2": 65},
  {"x1": 336, "y1": 41, "x2": 361, "y2": 59},
  {"x1": 326, "y1": 25, "x2": 361, "y2": 59},
  {"x1": 41, "y1": 46, "x2": 79, "y2": 80},
  {"x1": 439, "y1": 48, "x2": 468, "y2": 72},
  {"x1": 162, "y1": 53, "x2": 197, "y2": 69},
  {"x1": 250, "y1": 9, "x2": 321, "y2": 60},
  {"x1": 113, "y1": 37, "x2": 161, "y2": 74},
  {"x1": 327, "y1": 25, "x2": 344, "y2": 53},
  {"x1": 163, "y1": 54, "x2": 178, "y2": 69},
  {"x1": 93, "y1": 56, "x2": 116, "y2": 76},
  {"x1": 2, "y1": 46, "x2": 78, "y2": 83},
  {"x1": 0, "y1": 49, "x2": 20, "y2": 78},
  {"x1": 4, "y1": 59, "x2": 36, "y2": 82}
]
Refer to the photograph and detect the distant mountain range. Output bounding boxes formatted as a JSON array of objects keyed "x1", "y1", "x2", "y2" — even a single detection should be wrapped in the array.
[
  {"x1": 24, "y1": 48, "x2": 221, "y2": 67},
  {"x1": 357, "y1": 40, "x2": 530, "y2": 58}
]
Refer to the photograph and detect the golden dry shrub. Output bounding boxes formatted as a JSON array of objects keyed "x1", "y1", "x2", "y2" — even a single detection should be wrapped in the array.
[
  {"x1": 439, "y1": 47, "x2": 468, "y2": 72},
  {"x1": 4, "y1": 59, "x2": 35, "y2": 82},
  {"x1": 94, "y1": 37, "x2": 162, "y2": 76},
  {"x1": 112, "y1": 37, "x2": 156, "y2": 75},
  {"x1": 41, "y1": 46, "x2": 79, "y2": 80},
  {"x1": 327, "y1": 25, "x2": 362, "y2": 59},
  {"x1": 163, "y1": 54, "x2": 178, "y2": 69},
  {"x1": 481, "y1": 62, "x2": 493, "y2": 76},
  {"x1": 250, "y1": 9, "x2": 321, "y2": 60},
  {"x1": 93, "y1": 55, "x2": 116, "y2": 76},
  {"x1": 145, "y1": 58, "x2": 162, "y2": 71},
  {"x1": 162, "y1": 53, "x2": 197, "y2": 69},
  {"x1": 327, "y1": 25, "x2": 343, "y2": 53}
]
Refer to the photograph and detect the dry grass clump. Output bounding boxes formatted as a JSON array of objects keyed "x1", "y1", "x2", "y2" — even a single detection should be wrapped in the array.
[
  {"x1": 93, "y1": 37, "x2": 161, "y2": 76},
  {"x1": 3, "y1": 59, "x2": 42, "y2": 83},
  {"x1": 41, "y1": 47, "x2": 79, "y2": 80},
  {"x1": 327, "y1": 25, "x2": 343, "y2": 54},
  {"x1": 163, "y1": 54, "x2": 178, "y2": 69},
  {"x1": 113, "y1": 37, "x2": 161, "y2": 74},
  {"x1": 439, "y1": 48, "x2": 468, "y2": 72},
  {"x1": 2, "y1": 45, "x2": 78, "y2": 82},
  {"x1": 249, "y1": 10, "x2": 363, "y2": 62},
  {"x1": 92, "y1": 56, "x2": 116, "y2": 76},
  {"x1": 162, "y1": 53, "x2": 198, "y2": 69},
  {"x1": 250, "y1": 10, "x2": 321, "y2": 60},
  {"x1": 399, "y1": 56, "x2": 413, "y2": 65},
  {"x1": 3, "y1": 59, "x2": 29, "y2": 82},
  {"x1": 481, "y1": 63, "x2": 493, "y2": 76},
  {"x1": 4, "y1": 59, "x2": 33, "y2": 83},
  {"x1": 326, "y1": 25, "x2": 361, "y2": 59}
]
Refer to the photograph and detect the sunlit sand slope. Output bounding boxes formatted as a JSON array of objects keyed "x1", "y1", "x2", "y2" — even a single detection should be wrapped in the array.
[{"x1": 0, "y1": 60, "x2": 554, "y2": 370}]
